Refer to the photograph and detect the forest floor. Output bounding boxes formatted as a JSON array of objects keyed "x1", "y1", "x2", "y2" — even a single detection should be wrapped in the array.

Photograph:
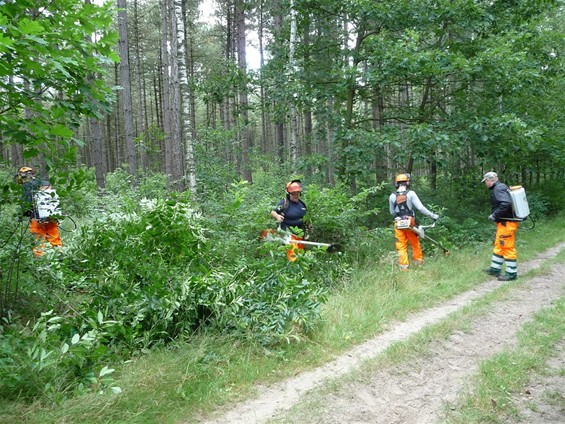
[{"x1": 199, "y1": 242, "x2": 565, "y2": 424}]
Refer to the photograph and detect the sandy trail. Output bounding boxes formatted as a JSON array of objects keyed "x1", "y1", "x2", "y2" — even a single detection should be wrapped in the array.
[{"x1": 200, "y1": 243, "x2": 565, "y2": 424}]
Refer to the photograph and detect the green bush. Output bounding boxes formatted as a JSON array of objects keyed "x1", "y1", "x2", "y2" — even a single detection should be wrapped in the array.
[
  {"x1": 0, "y1": 310, "x2": 118, "y2": 401},
  {"x1": 193, "y1": 243, "x2": 330, "y2": 345}
]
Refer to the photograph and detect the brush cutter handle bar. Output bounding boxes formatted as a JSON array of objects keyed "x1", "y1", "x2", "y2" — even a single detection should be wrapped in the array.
[
  {"x1": 289, "y1": 240, "x2": 333, "y2": 247},
  {"x1": 419, "y1": 221, "x2": 437, "y2": 230},
  {"x1": 262, "y1": 234, "x2": 332, "y2": 247}
]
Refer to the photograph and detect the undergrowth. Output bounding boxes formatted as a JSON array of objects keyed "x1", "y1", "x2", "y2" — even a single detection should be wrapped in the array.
[{"x1": 0, "y1": 164, "x2": 563, "y2": 414}]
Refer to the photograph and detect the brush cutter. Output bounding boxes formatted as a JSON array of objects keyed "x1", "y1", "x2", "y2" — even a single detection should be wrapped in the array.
[
  {"x1": 260, "y1": 229, "x2": 342, "y2": 253},
  {"x1": 410, "y1": 221, "x2": 450, "y2": 255}
]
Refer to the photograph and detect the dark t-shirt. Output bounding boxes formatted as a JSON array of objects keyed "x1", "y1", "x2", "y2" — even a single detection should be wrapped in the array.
[{"x1": 274, "y1": 198, "x2": 307, "y2": 230}]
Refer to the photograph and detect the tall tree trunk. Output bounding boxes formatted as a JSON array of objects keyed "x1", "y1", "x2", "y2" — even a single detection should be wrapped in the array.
[
  {"x1": 258, "y1": 0, "x2": 268, "y2": 155},
  {"x1": 302, "y1": 16, "x2": 313, "y2": 175},
  {"x1": 177, "y1": 0, "x2": 197, "y2": 193},
  {"x1": 326, "y1": 98, "x2": 335, "y2": 185},
  {"x1": 113, "y1": 63, "x2": 123, "y2": 169},
  {"x1": 236, "y1": 0, "x2": 252, "y2": 182},
  {"x1": 342, "y1": 20, "x2": 367, "y2": 194},
  {"x1": 160, "y1": 0, "x2": 173, "y2": 177},
  {"x1": 117, "y1": 0, "x2": 137, "y2": 175},
  {"x1": 133, "y1": 0, "x2": 146, "y2": 172},
  {"x1": 168, "y1": 0, "x2": 184, "y2": 189},
  {"x1": 288, "y1": 0, "x2": 298, "y2": 173},
  {"x1": 182, "y1": 0, "x2": 197, "y2": 141},
  {"x1": 90, "y1": 117, "x2": 105, "y2": 188}
]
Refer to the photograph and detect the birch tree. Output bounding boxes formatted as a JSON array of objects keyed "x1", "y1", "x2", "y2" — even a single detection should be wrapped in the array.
[
  {"x1": 178, "y1": 0, "x2": 197, "y2": 193},
  {"x1": 287, "y1": 0, "x2": 298, "y2": 173}
]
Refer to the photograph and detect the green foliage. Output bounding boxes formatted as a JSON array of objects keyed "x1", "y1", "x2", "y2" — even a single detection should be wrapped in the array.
[
  {"x1": 0, "y1": 0, "x2": 118, "y2": 159},
  {"x1": 305, "y1": 182, "x2": 386, "y2": 244},
  {"x1": 61, "y1": 196, "x2": 209, "y2": 347},
  {"x1": 0, "y1": 310, "x2": 118, "y2": 401},
  {"x1": 194, "y1": 247, "x2": 329, "y2": 345},
  {"x1": 531, "y1": 179, "x2": 565, "y2": 216}
]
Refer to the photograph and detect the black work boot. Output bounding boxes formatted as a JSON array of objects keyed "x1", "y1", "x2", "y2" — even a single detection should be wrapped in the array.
[
  {"x1": 497, "y1": 274, "x2": 517, "y2": 281},
  {"x1": 483, "y1": 268, "x2": 500, "y2": 276}
]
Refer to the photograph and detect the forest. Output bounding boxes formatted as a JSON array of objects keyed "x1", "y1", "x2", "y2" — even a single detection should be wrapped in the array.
[{"x1": 1, "y1": 0, "x2": 564, "y2": 421}]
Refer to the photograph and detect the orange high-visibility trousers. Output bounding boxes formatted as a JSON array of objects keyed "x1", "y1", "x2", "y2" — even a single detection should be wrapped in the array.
[
  {"x1": 286, "y1": 234, "x2": 304, "y2": 262},
  {"x1": 394, "y1": 225, "x2": 423, "y2": 269},
  {"x1": 29, "y1": 219, "x2": 62, "y2": 256},
  {"x1": 490, "y1": 221, "x2": 519, "y2": 276}
]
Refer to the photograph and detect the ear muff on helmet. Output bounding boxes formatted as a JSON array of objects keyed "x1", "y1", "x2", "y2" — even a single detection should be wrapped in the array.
[{"x1": 286, "y1": 179, "x2": 303, "y2": 194}]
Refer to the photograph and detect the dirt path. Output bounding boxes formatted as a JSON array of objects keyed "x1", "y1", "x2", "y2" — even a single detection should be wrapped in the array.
[{"x1": 201, "y1": 243, "x2": 565, "y2": 424}]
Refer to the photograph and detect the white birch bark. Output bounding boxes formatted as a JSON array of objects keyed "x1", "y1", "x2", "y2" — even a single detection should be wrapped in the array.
[
  {"x1": 176, "y1": 0, "x2": 197, "y2": 193},
  {"x1": 168, "y1": 0, "x2": 184, "y2": 188}
]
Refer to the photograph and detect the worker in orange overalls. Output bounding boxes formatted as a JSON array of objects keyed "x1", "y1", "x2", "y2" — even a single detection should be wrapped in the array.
[
  {"x1": 15, "y1": 166, "x2": 63, "y2": 256},
  {"x1": 482, "y1": 171, "x2": 518, "y2": 281},
  {"x1": 271, "y1": 180, "x2": 307, "y2": 261},
  {"x1": 389, "y1": 173, "x2": 439, "y2": 271}
]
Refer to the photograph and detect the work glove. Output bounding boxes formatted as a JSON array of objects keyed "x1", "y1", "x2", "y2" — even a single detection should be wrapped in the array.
[
  {"x1": 488, "y1": 214, "x2": 496, "y2": 221},
  {"x1": 432, "y1": 214, "x2": 439, "y2": 222}
]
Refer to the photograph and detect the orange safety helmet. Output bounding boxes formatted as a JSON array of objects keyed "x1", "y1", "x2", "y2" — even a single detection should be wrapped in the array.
[
  {"x1": 286, "y1": 179, "x2": 303, "y2": 194},
  {"x1": 15, "y1": 166, "x2": 36, "y2": 184},
  {"x1": 18, "y1": 166, "x2": 35, "y2": 175},
  {"x1": 395, "y1": 173, "x2": 411, "y2": 188}
]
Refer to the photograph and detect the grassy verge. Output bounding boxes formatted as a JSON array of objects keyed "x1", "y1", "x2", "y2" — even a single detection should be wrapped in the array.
[{"x1": 1, "y1": 216, "x2": 564, "y2": 424}]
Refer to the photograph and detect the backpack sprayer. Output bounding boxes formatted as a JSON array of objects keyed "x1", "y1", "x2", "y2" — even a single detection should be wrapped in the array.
[
  {"x1": 505, "y1": 185, "x2": 535, "y2": 229},
  {"x1": 31, "y1": 187, "x2": 77, "y2": 232}
]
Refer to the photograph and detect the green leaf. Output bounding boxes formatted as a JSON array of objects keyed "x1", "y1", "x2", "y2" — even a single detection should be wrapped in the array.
[
  {"x1": 18, "y1": 18, "x2": 44, "y2": 35},
  {"x1": 71, "y1": 333, "x2": 80, "y2": 345},
  {"x1": 49, "y1": 124, "x2": 74, "y2": 138},
  {"x1": 99, "y1": 366, "x2": 115, "y2": 377}
]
